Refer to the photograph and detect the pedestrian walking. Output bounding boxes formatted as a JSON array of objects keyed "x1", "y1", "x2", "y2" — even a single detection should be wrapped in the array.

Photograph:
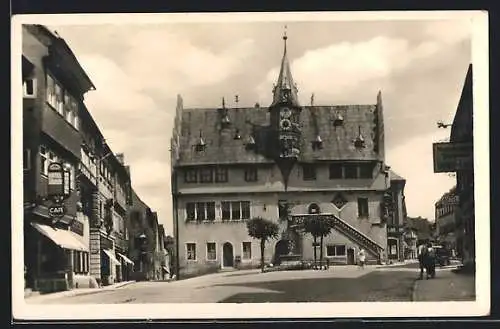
[
  {"x1": 417, "y1": 242, "x2": 426, "y2": 279},
  {"x1": 357, "y1": 248, "x2": 366, "y2": 269},
  {"x1": 424, "y1": 242, "x2": 436, "y2": 279}
]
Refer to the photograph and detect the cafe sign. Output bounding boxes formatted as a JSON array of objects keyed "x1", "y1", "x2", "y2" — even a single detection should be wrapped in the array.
[
  {"x1": 48, "y1": 204, "x2": 66, "y2": 219},
  {"x1": 433, "y1": 142, "x2": 473, "y2": 173}
]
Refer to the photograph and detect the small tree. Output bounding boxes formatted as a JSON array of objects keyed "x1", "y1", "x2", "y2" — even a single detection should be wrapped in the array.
[
  {"x1": 246, "y1": 217, "x2": 280, "y2": 272},
  {"x1": 304, "y1": 215, "x2": 335, "y2": 269}
]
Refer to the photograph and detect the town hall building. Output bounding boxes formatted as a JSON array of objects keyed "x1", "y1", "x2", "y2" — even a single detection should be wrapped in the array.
[{"x1": 171, "y1": 31, "x2": 405, "y2": 278}]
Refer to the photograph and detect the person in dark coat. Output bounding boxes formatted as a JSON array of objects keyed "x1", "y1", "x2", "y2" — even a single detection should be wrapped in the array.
[
  {"x1": 417, "y1": 242, "x2": 426, "y2": 279},
  {"x1": 424, "y1": 242, "x2": 436, "y2": 279}
]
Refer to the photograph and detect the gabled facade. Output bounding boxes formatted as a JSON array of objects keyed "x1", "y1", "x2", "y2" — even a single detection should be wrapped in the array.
[
  {"x1": 435, "y1": 186, "x2": 459, "y2": 257},
  {"x1": 171, "y1": 32, "x2": 399, "y2": 278},
  {"x1": 22, "y1": 24, "x2": 135, "y2": 292},
  {"x1": 22, "y1": 24, "x2": 95, "y2": 292}
]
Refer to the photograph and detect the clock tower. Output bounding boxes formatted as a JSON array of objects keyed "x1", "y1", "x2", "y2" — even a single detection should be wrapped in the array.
[{"x1": 269, "y1": 28, "x2": 302, "y2": 188}]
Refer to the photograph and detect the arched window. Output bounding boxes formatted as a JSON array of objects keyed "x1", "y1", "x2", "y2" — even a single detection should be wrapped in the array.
[{"x1": 308, "y1": 203, "x2": 321, "y2": 214}]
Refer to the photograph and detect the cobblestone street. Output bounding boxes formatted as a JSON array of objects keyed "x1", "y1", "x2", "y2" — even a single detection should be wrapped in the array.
[{"x1": 25, "y1": 266, "x2": 475, "y2": 304}]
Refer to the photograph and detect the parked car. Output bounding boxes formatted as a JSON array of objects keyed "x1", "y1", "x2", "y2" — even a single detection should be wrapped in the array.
[{"x1": 432, "y1": 245, "x2": 451, "y2": 266}]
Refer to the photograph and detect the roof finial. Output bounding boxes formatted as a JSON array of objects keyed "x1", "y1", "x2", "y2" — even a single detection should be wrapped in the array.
[
  {"x1": 283, "y1": 25, "x2": 288, "y2": 53},
  {"x1": 222, "y1": 97, "x2": 226, "y2": 108}
]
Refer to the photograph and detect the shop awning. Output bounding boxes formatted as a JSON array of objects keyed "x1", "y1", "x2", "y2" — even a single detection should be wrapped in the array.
[
  {"x1": 31, "y1": 222, "x2": 88, "y2": 252},
  {"x1": 103, "y1": 249, "x2": 121, "y2": 266},
  {"x1": 117, "y1": 253, "x2": 134, "y2": 265}
]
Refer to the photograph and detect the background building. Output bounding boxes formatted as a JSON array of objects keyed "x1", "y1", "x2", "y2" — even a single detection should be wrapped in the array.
[
  {"x1": 127, "y1": 190, "x2": 163, "y2": 281},
  {"x1": 435, "y1": 186, "x2": 459, "y2": 257},
  {"x1": 171, "y1": 32, "x2": 405, "y2": 278},
  {"x1": 386, "y1": 170, "x2": 408, "y2": 262},
  {"x1": 405, "y1": 216, "x2": 434, "y2": 246}
]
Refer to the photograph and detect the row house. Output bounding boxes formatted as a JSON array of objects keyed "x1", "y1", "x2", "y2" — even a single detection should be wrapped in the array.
[
  {"x1": 435, "y1": 186, "x2": 459, "y2": 257},
  {"x1": 157, "y1": 224, "x2": 171, "y2": 280},
  {"x1": 22, "y1": 24, "x2": 136, "y2": 292},
  {"x1": 22, "y1": 24, "x2": 96, "y2": 292},
  {"x1": 127, "y1": 190, "x2": 164, "y2": 281},
  {"x1": 171, "y1": 31, "x2": 405, "y2": 278},
  {"x1": 386, "y1": 170, "x2": 408, "y2": 262}
]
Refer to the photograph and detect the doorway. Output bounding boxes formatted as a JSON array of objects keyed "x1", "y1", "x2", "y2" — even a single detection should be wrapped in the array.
[
  {"x1": 347, "y1": 248, "x2": 355, "y2": 265},
  {"x1": 273, "y1": 240, "x2": 289, "y2": 265},
  {"x1": 222, "y1": 242, "x2": 234, "y2": 268}
]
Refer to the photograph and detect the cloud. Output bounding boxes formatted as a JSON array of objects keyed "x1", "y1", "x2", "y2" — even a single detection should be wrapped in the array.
[
  {"x1": 121, "y1": 30, "x2": 256, "y2": 94},
  {"x1": 423, "y1": 20, "x2": 472, "y2": 45},
  {"x1": 257, "y1": 36, "x2": 446, "y2": 105},
  {"x1": 386, "y1": 129, "x2": 456, "y2": 221}
]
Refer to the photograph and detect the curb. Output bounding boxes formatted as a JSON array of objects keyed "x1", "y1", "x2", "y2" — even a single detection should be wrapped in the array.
[
  {"x1": 26, "y1": 281, "x2": 136, "y2": 302},
  {"x1": 410, "y1": 279, "x2": 419, "y2": 301}
]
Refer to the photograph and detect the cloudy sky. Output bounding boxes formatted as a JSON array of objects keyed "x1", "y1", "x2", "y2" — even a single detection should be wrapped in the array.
[{"x1": 46, "y1": 16, "x2": 472, "y2": 234}]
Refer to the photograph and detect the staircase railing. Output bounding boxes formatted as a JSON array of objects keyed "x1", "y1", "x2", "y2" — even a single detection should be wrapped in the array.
[{"x1": 291, "y1": 213, "x2": 384, "y2": 259}]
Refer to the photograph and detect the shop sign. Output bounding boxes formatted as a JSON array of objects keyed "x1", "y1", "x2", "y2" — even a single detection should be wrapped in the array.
[
  {"x1": 433, "y1": 142, "x2": 473, "y2": 173},
  {"x1": 48, "y1": 204, "x2": 66, "y2": 219}
]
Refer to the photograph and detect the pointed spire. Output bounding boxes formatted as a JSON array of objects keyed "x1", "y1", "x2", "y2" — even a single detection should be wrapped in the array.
[{"x1": 271, "y1": 25, "x2": 300, "y2": 107}]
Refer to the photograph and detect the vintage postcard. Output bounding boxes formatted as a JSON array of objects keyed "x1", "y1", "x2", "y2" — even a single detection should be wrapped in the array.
[{"x1": 12, "y1": 11, "x2": 489, "y2": 320}]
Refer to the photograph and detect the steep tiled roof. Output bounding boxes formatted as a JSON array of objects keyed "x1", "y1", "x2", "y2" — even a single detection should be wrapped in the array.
[{"x1": 176, "y1": 103, "x2": 381, "y2": 166}]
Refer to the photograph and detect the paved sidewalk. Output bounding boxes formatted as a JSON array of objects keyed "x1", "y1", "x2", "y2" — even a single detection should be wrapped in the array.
[
  {"x1": 412, "y1": 270, "x2": 475, "y2": 301},
  {"x1": 25, "y1": 281, "x2": 135, "y2": 303}
]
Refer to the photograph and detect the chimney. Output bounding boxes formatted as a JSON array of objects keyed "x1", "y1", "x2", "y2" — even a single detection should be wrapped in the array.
[{"x1": 115, "y1": 153, "x2": 125, "y2": 164}]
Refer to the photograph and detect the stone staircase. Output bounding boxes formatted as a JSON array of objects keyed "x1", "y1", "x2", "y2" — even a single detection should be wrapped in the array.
[{"x1": 331, "y1": 215, "x2": 384, "y2": 260}]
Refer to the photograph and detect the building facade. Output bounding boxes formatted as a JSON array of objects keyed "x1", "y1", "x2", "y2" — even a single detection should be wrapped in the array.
[
  {"x1": 435, "y1": 187, "x2": 460, "y2": 257},
  {"x1": 22, "y1": 25, "x2": 138, "y2": 292},
  {"x1": 22, "y1": 25, "x2": 95, "y2": 292},
  {"x1": 171, "y1": 33, "x2": 402, "y2": 278},
  {"x1": 386, "y1": 171, "x2": 408, "y2": 262},
  {"x1": 127, "y1": 190, "x2": 163, "y2": 281},
  {"x1": 449, "y1": 64, "x2": 474, "y2": 267}
]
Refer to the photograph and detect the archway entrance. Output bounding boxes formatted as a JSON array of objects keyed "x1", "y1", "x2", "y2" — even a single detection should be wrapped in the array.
[
  {"x1": 222, "y1": 242, "x2": 234, "y2": 268},
  {"x1": 347, "y1": 247, "x2": 355, "y2": 265},
  {"x1": 273, "y1": 240, "x2": 289, "y2": 265}
]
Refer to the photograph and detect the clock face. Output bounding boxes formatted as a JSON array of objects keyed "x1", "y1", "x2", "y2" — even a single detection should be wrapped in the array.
[
  {"x1": 280, "y1": 118, "x2": 292, "y2": 131},
  {"x1": 281, "y1": 107, "x2": 292, "y2": 119}
]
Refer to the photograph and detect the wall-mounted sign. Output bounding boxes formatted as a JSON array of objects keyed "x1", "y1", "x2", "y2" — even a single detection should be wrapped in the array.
[
  {"x1": 433, "y1": 142, "x2": 473, "y2": 173},
  {"x1": 48, "y1": 203, "x2": 66, "y2": 219},
  {"x1": 47, "y1": 162, "x2": 64, "y2": 198}
]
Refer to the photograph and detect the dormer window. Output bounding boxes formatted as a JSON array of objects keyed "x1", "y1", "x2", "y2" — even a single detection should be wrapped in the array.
[
  {"x1": 354, "y1": 126, "x2": 366, "y2": 149},
  {"x1": 333, "y1": 112, "x2": 344, "y2": 127},
  {"x1": 195, "y1": 131, "x2": 206, "y2": 152},
  {"x1": 312, "y1": 135, "x2": 323, "y2": 150},
  {"x1": 233, "y1": 129, "x2": 242, "y2": 140},
  {"x1": 221, "y1": 114, "x2": 231, "y2": 128},
  {"x1": 245, "y1": 135, "x2": 256, "y2": 151}
]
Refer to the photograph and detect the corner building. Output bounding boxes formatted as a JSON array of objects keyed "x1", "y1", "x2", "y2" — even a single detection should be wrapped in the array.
[{"x1": 171, "y1": 33, "x2": 400, "y2": 278}]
